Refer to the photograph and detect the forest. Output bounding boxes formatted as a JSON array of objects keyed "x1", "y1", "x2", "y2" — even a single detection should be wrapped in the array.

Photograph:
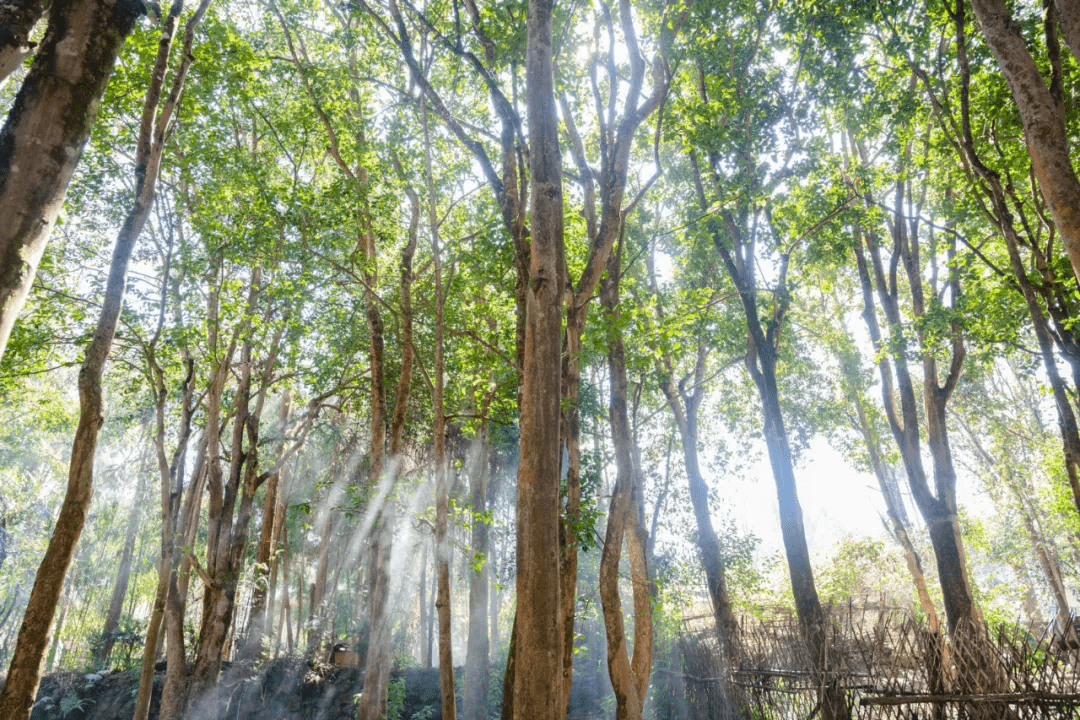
[{"x1": 2, "y1": 0, "x2": 1080, "y2": 718}]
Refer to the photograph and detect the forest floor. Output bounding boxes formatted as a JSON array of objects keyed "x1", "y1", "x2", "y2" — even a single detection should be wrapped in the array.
[
  {"x1": 22, "y1": 660, "x2": 440, "y2": 720},
  {"x1": 17, "y1": 658, "x2": 606, "y2": 720}
]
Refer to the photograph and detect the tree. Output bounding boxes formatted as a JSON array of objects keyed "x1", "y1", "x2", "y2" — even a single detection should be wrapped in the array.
[
  {"x1": 597, "y1": 235, "x2": 653, "y2": 720},
  {"x1": 675, "y1": 1, "x2": 847, "y2": 713},
  {"x1": 844, "y1": 128, "x2": 979, "y2": 634},
  {"x1": 823, "y1": 304, "x2": 943, "y2": 635},
  {"x1": 0, "y1": 0, "x2": 144, "y2": 361},
  {"x1": 513, "y1": 0, "x2": 564, "y2": 716},
  {"x1": 904, "y1": 0, "x2": 1080, "y2": 521},
  {"x1": 969, "y1": 0, "x2": 1080, "y2": 284},
  {"x1": 0, "y1": 2, "x2": 199, "y2": 715},
  {"x1": 953, "y1": 364, "x2": 1080, "y2": 646},
  {"x1": 648, "y1": 252, "x2": 738, "y2": 644}
]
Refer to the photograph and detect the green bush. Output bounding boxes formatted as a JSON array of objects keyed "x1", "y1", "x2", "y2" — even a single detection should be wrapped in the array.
[{"x1": 387, "y1": 678, "x2": 406, "y2": 720}]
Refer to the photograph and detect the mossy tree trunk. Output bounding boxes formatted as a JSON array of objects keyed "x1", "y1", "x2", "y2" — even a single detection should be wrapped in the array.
[{"x1": 0, "y1": 0, "x2": 143, "y2": 362}]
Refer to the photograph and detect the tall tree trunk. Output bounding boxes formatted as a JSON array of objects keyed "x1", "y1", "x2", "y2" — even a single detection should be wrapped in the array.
[
  {"x1": 553, "y1": 11, "x2": 671, "y2": 706},
  {"x1": 0, "y1": 3, "x2": 196, "y2": 714},
  {"x1": 425, "y1": 97, "x2": 457, "y2": 720},
  {"x1": 150, "y1": 434, "x2": 203, "y2": 720},
  {"x1": 514, "y1": 0, "x2": 565, "y2": 716},
  {"x1": 355, "y1": 83, "x2": 416, "y2": 720},
  {"x1": 969, "y1": 0, "x2": 1080, "y2": 283},
  {"x1": 176, "y1": 441, "x2": 207, "y2": 617},
  {"x1": 0, "y1": 0, "x2": 143, "y2": 361},
  {"x1": 186, "y1": 264, "x2": 273, "y2": 716},
  {"x1": 265, "y1": 457, "x2": 288, "y2": 654},
  {"x1": 658, "y1": 343, "x2": 735, "y2": 643},
  {"x1": 846, "y1": 132, "x2": 1018, "y2": 718},
  {"x1": 427, "y1": 548, "x2": 436, "y2": 669},
  {"x1": 855, "y1": 408, "x2": 941, "y2": 634},
  {"x1": 690, "y1": 143, "x2": 842, "y2": 717},
  {"x1": 598, "y1": 243, "x2": 653, "y2": 720},
  {"x1": 280, "y1": 522, "x2": 293, "y2": 653},
  {"x1": 373, "y1": 2, "x2": 538, "y2": 708},
  {"x1": 418, "y1": 538, "x2": 429, "y2": 667},
  {"x1": 0, "y1": 0, "x2": 48, "y2": 88},
  {"x1": 131, "y1": 12, "x2": 210, "y2": 719},
  {"x1": 643, "y1": 245, "x2": 734, "y2": 643},
  {"x1": 489, "y1": 552, "x2": 499, "y2": 665},
  {"x1": 464, "y1": 422, "x2": 490, "y2": 720},
  {"x1": 850, "y1": 184, "x2": 977, "y2": 635},
  {"x1": 242, "y1": 391, "x2": 291, "y2": 660},
  {"x1": 557, "y1": 307, "x2": 584, "y2": 712},
  {"x1": 94, "y1": 454, "x2": 149, "y2": 667},
  {"x1": 308, "y1": 504, "x2": 335, "y2": 653},
  {"x1": 353, "y1": 159, "x2": 390, "y2": 720},
  {"x1": 832, "y1": 312, "x2": 943, "y2": 635}
]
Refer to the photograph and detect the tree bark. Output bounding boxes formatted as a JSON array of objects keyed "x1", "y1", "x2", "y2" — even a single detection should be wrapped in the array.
[
  {"x1": 0, "y1": 0, "x2": 48, "y2": 88},
  {"x1": 265, "y1": 455, "x2": 288, "y2": 653},
  {"x1": 241, "y1": 390, "x2": 290, "y2": 660},
  {"x1": 0, "y1": 2, "x2": 196, "y2": 715},
  {"x1": 427, "y1": 96, "x2": 457, "y2": 720},
  {"x1": 464, "y1": 422, "x2": 490, "y2": 720},
  {"x1": 690, "y1": 138, "x2": 841, "y2": 716},
  {"x1": 658, "y1": 343, "x2": 735, "y2": 643},
  {"x1": 598, "y1": 243, "x2": 653, "y2": 720},
  {"x1": 969, "y1": 0, "x2": 1080, "y2": 283},
  {"x1": 0, "y1": 0, "x2": 143, "y2": 362},
  {"x1": 186, "y1": 260, "x2": 279, "y2": 716},
  {"x1": 514, "y1": 0, "x2": 565, "y2": 716},
  {"x1": 44, "y1": 577, "x2": 71, "y2": 672}
]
